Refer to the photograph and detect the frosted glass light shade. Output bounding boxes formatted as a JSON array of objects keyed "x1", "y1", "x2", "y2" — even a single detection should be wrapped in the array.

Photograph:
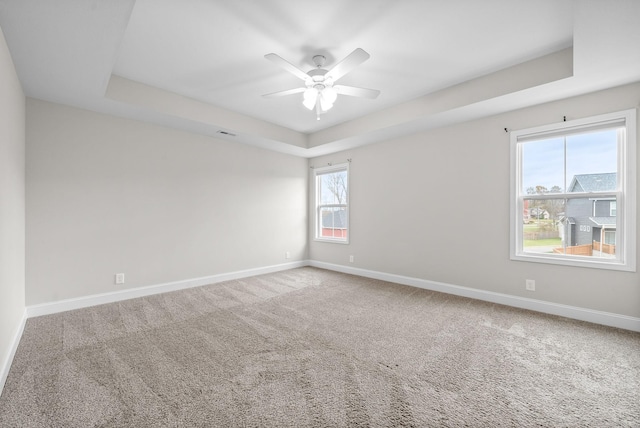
[
  {"x1": 303, "y1": 88, "x2": 318, "y2": 110},
  {"x1": 319, "y1": 87, "x2": 337, "y2": 111},
  {"x1": 323, "y1": 87, "x2": 337, "y2": 104}
]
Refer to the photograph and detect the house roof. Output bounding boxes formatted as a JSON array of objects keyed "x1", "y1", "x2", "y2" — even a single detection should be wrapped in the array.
[
  {"x1": 322, "y1": 210, "x2": 347, "y2": 229},
  {"x1": 589, "y1": 217, "x2": 617, "y2": 228},
  {"x1": 568, "y1": 173, "x2": 616, "y2": 193}
]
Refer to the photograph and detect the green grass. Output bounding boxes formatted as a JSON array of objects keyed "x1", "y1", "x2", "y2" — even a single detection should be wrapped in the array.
[
  {"x1": 523, "y1": 220, "x2": 555, "y2": 232},
  {"x1": 524, "y1": 238, "x2": 562, "y2": 247}
]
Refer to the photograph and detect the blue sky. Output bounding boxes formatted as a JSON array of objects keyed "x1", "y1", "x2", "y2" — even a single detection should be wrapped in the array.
[{"x1": 522, "y1": 129, "x2": 617, "y2": 192}]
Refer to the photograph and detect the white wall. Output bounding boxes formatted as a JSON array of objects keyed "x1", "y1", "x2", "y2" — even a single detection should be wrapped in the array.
[
  {"x1": 26, "y1": 99, "x2": 308, "y2": 305},
  {"x1": 0, "y1": 26, "x2": 25, "y2": 388},
  {"x1": 310, "y1": 82, "x2": 640, "y2": 319}
]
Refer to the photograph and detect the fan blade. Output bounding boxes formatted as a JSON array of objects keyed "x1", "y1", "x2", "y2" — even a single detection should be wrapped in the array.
[
  {"x1": 262, "y1": 87, "x2": 305, "y2": 98},
  {"x1": 334, "y1": 85, "x2": 380, "y2": 99},
  {"x1": 326, "y1": 48, "x2": 370, "y2": 82},
  {"x1": 265, "y1": 53, "x2": 309, "y2": 81}
]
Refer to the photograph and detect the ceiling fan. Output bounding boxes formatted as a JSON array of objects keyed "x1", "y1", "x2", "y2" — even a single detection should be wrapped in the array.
[{"x1": 263, "y1": 48, "x2": 380, "y2": 120}]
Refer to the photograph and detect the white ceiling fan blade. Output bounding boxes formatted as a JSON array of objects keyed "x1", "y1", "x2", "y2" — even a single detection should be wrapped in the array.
[
  {"x1": 264, "y1": 53, "x2": 309, "y2": 81},
  {"x1": 334, "y1": 85, "x2": 380, "y2": 99},
  {"x1": 326, "y1": 48, "x2": 370, "y2": 82},
  {"x1": 262, "y1": 87, "x2": 305, "y2": 98}
]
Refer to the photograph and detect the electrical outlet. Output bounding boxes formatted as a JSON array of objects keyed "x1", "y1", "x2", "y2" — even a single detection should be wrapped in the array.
[
  {"x1": 115, "y1": 273, "x2": 125, "y2": 284},
  {"x1": 525, "y1": 279, "x2": 535, "y2": 291},
  {"x1": 285, "y1": 251, "x2": 291, "y2": 259},
  {"x1": 349, "y1": 255, "x2": 354, "y2": 263}
]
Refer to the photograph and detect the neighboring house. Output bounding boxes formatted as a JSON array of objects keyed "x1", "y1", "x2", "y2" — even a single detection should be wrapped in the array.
[
  {"x1": 561, "y1": 173, "x2": 616, "y2": 253},
  {"x1": 321, "y1": 209, "x2": 347, "y2": 238},
  {"x1": 529, "y1": 207, "x2": 549, "y2": 220}
]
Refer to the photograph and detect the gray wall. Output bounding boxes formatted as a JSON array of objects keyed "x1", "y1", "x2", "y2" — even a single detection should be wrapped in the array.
[
  {"x1": 26, "y1": 99, "x2": 308, "y2": 305},
  {"x1": 0, "y1": 27, "x2": 25, "y2": 383},
  {"x1": 309, "y1": 82, "x2": 640, "y2": 318}
]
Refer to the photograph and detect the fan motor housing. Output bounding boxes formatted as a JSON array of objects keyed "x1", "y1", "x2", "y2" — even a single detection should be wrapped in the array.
[{"x1": 308, "y1": 68, "x2": 327, "y2": 78}]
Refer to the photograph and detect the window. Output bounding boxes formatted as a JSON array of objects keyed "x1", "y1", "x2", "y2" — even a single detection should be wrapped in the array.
[
  {"x1": 510, "y1": 109, "x2": 636, "y2": 271},
  {"x1": 314, "y1": 163, "x2": 349, "y2": 243}
]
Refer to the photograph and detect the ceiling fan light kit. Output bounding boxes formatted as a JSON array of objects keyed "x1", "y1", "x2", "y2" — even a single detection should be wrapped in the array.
[{"x1": 263, "y1": 48, "x2": 380, "y2": 120}]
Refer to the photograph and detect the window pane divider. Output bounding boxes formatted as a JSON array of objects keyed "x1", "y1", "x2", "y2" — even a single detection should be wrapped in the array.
[
  {"x1": 318, "y1": 203, "x2": 347, "y2": 208},
  {"x1": 522, "y1": 192, "x2": 618, "y2": 200}
]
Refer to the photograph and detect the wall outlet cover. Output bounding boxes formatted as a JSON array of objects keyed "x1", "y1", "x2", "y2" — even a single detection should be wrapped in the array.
[{"x1": 525, "y1": 279, "x2": 535, "y2": 291}]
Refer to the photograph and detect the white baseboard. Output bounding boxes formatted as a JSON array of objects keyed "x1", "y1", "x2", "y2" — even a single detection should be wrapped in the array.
[
  {"x1": 0, "y1": 308, "x2": 27, "y2": 397},
  {"x1": 23, "y1": 259, "x2": 640, "y2": 331},
  {"x1": 26, "y1": 261, "x2": 308, "y2": 318},
  {"x1": 309, "y1": 261, "x2": 640, "y2": 332}
]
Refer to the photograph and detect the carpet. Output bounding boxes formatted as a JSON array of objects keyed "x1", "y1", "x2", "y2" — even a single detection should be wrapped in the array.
[{"x1": 1, "y1": 267, "x2": 638, "y2": 427}]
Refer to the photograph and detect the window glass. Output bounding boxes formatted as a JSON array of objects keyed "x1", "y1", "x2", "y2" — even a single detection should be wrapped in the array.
[
  {"x1": 511, "y1": 109, "x2": 635, "y2": 271},
  {"x1": 315, "y1": 164, "x2": 349, "y2": 243},
  {"x1": 522, "y1": 137, "x2": 564, "y2": 193}
]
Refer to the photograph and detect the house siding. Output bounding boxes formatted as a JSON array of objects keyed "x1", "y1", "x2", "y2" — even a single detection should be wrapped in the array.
[
  {"x1": 593, "y1": 199, "x2": 614, "y2": 217},
  {"x1": 566, "y1": 198, "x2": 593, "y2": 246}
]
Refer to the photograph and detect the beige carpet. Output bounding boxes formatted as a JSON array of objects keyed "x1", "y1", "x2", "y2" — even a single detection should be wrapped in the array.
[{"x1": 1, "y1": 267, "x2": 638, "y2": 427}]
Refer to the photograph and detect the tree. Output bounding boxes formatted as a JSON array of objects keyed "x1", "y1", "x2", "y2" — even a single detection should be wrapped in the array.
[
  {"x1": 526, "y1": 184, "x2": 563, "y2": 229},
  {"x1": 535, "y1": 185, "x2": 549, "y2": 194},
  {"x1": 322, "y1": 171, "x2": 347, "y2": 204},
  {"x1": 545, "y1": 185, "x2": 564, "y2": 226}
]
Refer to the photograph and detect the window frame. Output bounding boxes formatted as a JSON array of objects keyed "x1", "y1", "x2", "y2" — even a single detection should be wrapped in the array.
[
  {"x1": 314, "y1": 163, "x2": 350, "y2": 244},
  {"x1": 510, "y1": 109, "x2": 636, "y2": 271}
]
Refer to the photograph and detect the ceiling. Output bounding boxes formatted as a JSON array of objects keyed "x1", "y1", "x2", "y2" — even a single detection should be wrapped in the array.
[{"x1": 0, "y1": 0, "x2": 639, "y2": 157}]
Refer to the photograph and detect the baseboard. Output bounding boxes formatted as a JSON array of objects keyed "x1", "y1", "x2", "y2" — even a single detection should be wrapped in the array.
[
  {"x1": 0, "y1": 308, "x2": 27, "y2": 397},
  {"x1": 26, "y1": 260, "x2": 308, "y2": 318},
  {"x1": 309, "y1": 261, "x2": 640, "y2": 332},
  {"x1": 23, "y1": 259, "x2": 640, "y2": 332}
]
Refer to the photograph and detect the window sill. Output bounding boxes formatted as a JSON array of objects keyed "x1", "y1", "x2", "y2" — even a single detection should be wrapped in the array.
[
  {"x1": 510, "y1": 252, "x2": 635, "y2": 272},
  {"x1": 314, "y1": 237, "x2": 350, "y2": 245}
]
